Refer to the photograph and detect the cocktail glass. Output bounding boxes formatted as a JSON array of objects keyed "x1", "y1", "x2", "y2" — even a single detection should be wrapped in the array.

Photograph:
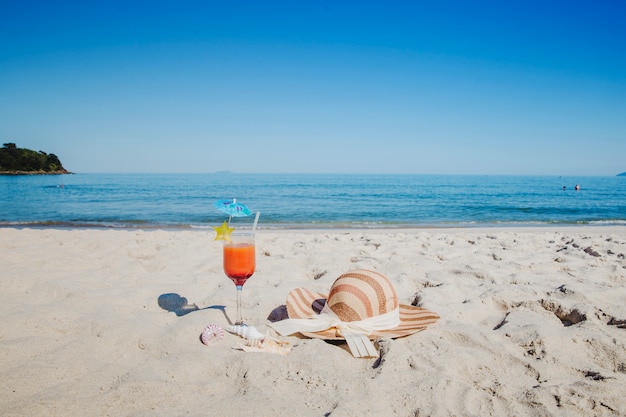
[{"x1": 223, "y1": 230, "x2": 255, "y2": 325}]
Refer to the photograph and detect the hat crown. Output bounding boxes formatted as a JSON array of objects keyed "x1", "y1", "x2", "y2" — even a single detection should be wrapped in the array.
[{"x1": 326, "y1": 270, "x2": 399, "y2": 322}]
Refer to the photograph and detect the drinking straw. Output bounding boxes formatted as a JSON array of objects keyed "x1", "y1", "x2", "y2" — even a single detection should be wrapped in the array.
[{"x1": 252, "y1": 211, "x2": 260, "y2": 232}]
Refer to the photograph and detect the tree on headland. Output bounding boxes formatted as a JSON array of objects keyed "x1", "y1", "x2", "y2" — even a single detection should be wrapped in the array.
[{"x1": 0, "y1": 143, "x2": 70, "y2": 174}]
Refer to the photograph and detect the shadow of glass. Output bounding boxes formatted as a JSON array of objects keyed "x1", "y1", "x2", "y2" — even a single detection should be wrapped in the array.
[{"x1": 158, "y1": 293, "x2": 226, "y2": 318}]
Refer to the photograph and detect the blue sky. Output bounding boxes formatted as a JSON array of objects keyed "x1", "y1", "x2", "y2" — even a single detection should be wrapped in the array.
[{"x1": 1, "y1": 1, "x2": 625, "y2": 175}]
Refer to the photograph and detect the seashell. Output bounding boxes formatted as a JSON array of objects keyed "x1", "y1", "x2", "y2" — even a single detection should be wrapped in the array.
[
  {"x1": 226, "y1": 325, "x2": 265, "y2": 340},
  {"x1": 201, "y1": 323, "x2": 225, "y2": 345},
  {"x1": 238, "y1": 337, "x2": 292, "y2": 355}
]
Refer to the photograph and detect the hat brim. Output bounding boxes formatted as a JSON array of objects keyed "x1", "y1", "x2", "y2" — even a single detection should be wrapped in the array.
[{"x1": 285, "y1": 287, "x2": 440, "y2": 340}]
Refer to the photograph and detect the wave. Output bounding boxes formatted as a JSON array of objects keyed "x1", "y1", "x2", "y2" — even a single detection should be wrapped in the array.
[{"x1": 3, "y1": 218, "x2": 626, "y2": 230}]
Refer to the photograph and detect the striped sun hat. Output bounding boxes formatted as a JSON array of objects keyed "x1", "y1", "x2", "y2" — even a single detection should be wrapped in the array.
[{"x1": 270, "y1": 270, "x2": 439, "y2": 357}]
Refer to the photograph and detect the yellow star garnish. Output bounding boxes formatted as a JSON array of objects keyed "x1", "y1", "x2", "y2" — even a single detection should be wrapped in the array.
[{"x1": 213, "y1": 221, "x2": 234, "y2": 241}]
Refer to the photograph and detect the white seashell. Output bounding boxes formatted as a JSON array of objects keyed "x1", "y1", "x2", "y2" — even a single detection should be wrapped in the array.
[
  {"x1": 226, "y1": 325, "x2": 265, "y2": 340},
  {"x1": 238, "y1": 337, "x2": 292, "y2": 355},
  {"x1": 201, "y1": 323, "x2": 225, "y2": 345}
]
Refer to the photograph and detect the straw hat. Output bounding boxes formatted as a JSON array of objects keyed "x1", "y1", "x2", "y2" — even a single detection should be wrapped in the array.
[{"x1": 269, "y1": 269, "x2": 439, "y2": 357}]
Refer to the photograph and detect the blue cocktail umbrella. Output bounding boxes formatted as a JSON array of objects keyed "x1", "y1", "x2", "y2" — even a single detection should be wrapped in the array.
[{"x1": 214, "y1": 198, "x2": 252, "y2": 224}]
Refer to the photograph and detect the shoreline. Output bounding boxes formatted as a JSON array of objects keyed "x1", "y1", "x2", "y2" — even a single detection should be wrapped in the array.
[
  {"x1": 0, "y1": 170, "x2": 73, "y2": 175},
  {"x1": 1, "y1": 221, "x2": 625, "y2": 232}
]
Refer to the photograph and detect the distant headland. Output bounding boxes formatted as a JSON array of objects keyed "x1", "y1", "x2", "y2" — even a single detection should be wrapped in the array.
[
  {"x1": 0, "y1": 143, "x2": 71, "y2": 175},
  {"x1": 618, "y1": 172, "x2": 626, "y2": 177}
]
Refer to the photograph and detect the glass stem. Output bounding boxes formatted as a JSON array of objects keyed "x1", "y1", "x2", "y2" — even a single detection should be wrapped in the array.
[{"x1": 235, "y1": 285, "x2": 243, "y2": 325}]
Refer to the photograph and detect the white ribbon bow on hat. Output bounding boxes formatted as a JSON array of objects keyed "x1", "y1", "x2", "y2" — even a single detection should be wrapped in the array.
[{"x1": 269, "y1": 303, "x2": 400, "y2": 358}]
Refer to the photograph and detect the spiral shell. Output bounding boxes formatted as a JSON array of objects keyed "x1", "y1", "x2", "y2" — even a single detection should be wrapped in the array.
[
  {"x1": 201, "y1": 323, "x2": 224, "y2": 345},
  {"x1": 227, "y1": 325, "x2": 265, "y2": 340}
]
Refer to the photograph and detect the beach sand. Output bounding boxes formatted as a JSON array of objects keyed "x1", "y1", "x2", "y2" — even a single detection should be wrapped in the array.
[{"x1": 1, "y1": 227, "x2": 625, "y2": 416}]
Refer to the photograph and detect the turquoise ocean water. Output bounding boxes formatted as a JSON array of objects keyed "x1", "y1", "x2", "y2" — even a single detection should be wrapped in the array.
[{"x1": 1, "y1": 173, "x2": 625, "y2": 229}]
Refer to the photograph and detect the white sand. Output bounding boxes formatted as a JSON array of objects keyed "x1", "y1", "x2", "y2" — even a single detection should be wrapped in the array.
[{"x1": 1, "y1": 227, "x2": 625, "y2": 416}]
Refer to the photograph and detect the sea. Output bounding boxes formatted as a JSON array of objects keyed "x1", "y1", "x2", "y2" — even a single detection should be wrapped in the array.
[{"x1": 1, "y1": 173, "x2": 625, "y2": 229}]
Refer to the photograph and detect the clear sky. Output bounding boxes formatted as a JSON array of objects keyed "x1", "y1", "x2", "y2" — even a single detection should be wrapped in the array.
[{"x1": 1, "y1": 1, "x2": 625, "y2": 175}]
